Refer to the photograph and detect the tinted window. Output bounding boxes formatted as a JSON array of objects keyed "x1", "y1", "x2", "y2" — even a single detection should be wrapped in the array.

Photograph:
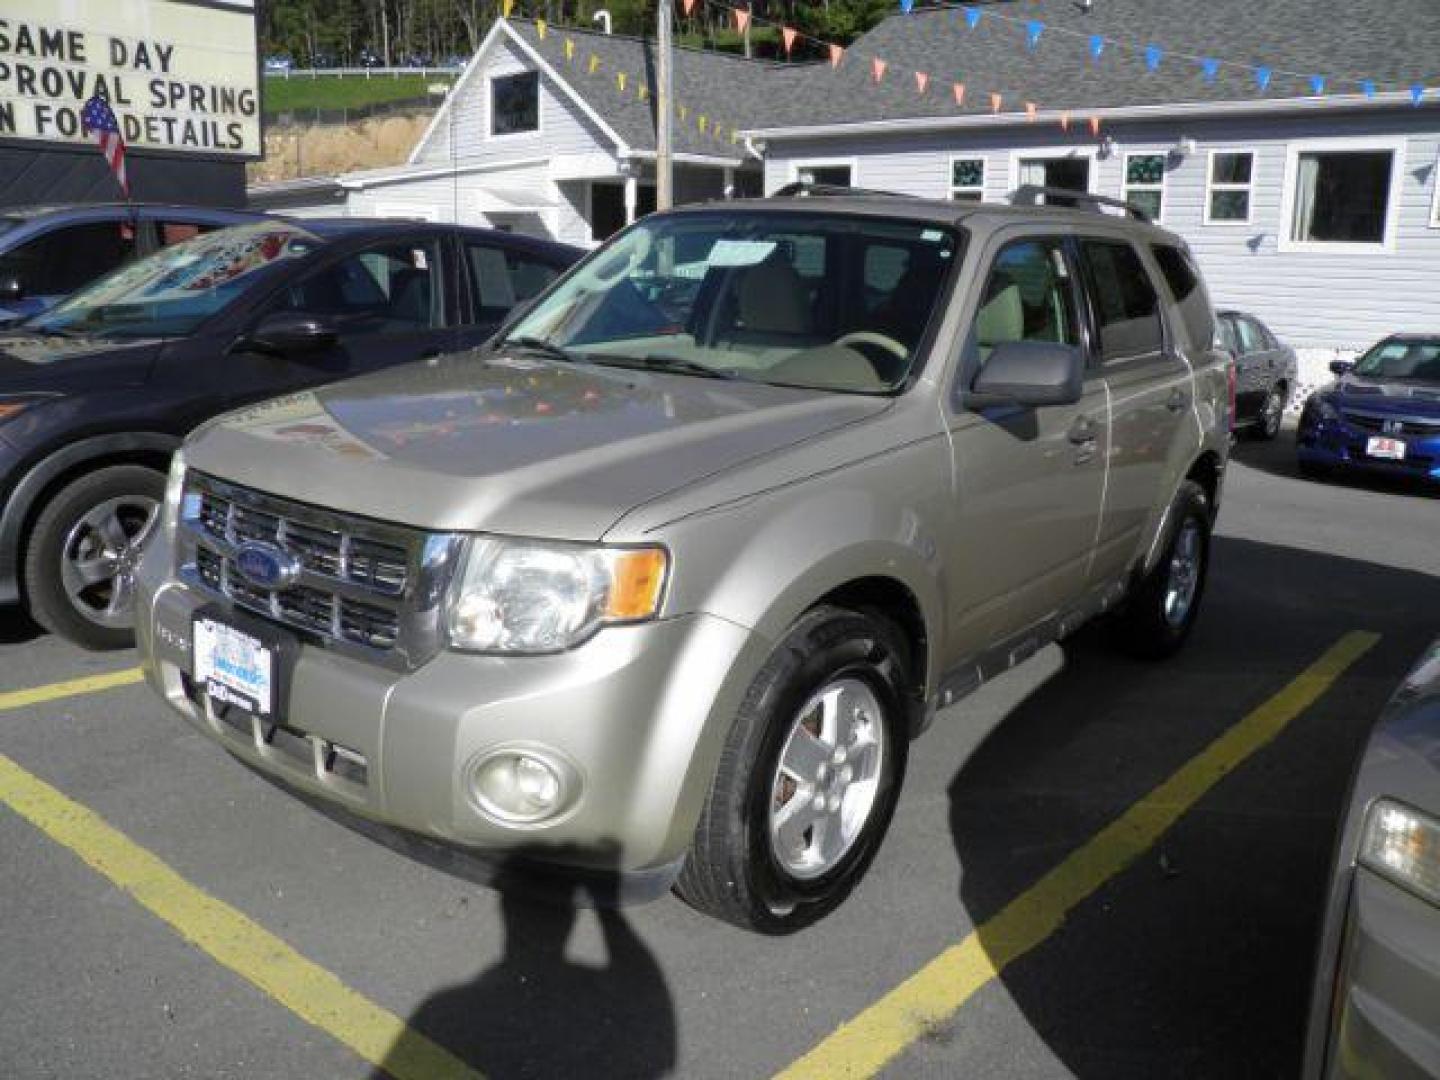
[
  {"x1": 491, "y1": 72, "x2": 538, "y2": 136},
  {"x1": 272, "y1": 240, "x2": 443, "y2": 332},
  {"x1": 1290, "y1": 150, "x2": 1394, "y2": 244},
  {"x1": 0, "y1": 220, "x2": 137, "y2": 295},
  {"x1": 1079, "y1": 240, "x2": 1163, "y2": 361},
  {"x1": 1150, "y1": 244, "x2": 1213, "y2": 352},
  {"x1": 1235, "y1": 316, "x2": 1266, "y2": 354},
  {"x1": 972, "y1": 239, "x2": 1078, "y2": 363},
  {"x1": 466, "y1": 242, "x2": 560, "y2": 323}
]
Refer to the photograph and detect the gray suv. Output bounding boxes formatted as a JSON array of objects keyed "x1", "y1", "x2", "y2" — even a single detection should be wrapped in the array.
[{"x1": 135, "y1": 189, "x2": 1231, "y2": 930}]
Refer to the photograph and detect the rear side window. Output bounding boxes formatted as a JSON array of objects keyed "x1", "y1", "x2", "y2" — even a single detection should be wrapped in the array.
[
  {"x1": 1150, "y1": 244, "x2": 1214, "y2": 353},
  {"x1": 466, "y1": 242, "x2": 561, "y2": 324},
  {"x1": 1235, "y1": 316, "x2": 1267, "y2": 354},
  {"x1": 0, "y1": 220, "x2": 137, "y2": 295},
  {"x1": 1079, "y1": 239, "x2": 1163, "y2": 362}
]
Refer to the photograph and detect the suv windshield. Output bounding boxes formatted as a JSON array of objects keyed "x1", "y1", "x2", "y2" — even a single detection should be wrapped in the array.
[
  {"x1": 1354, "y1": 338, "x2": 1440, "y2": 384},
  {"x1": 504, "y1": 210, "x2": 960, "y2": 392},
  {"x1": 27, "y1": 222, "x2": 321, "y2": 339}
]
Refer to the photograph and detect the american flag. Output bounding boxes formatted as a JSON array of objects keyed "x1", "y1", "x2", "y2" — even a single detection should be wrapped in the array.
[{"x1": 81, "y1": 95, "x2": 129, "y2": 198}]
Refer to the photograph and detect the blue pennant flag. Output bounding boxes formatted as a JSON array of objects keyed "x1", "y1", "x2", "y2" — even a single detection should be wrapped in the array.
[
  {"x1": 1200, "y1": 57, "x2": 1220, "y2": 83},
  {"x1": 1309, "y1": 75, "x2": 1326, "y2": 96},
  {"x1": 964, "y1": 7, "x2": 982, "y2": 30},
  {"x1": 1026, "y1": 20, "x2": 1044, "y2": 49},
  {"x1": 1144, "y1": 44, "x2": 1163, "y2": 72},
  {"x1": 899, "y1": 0, "x2": 913, "y2": 13},
  {"x1": 1361, "y1": 79, "x2": 1376, "y2": 98},
  {"x1": 1255, "y1": 66, "x2": 1272, "y2": 90},
  {"x1": 1089, "y1": 34, "x2": 1105, "y2": 61},
  {"x1": 1412, "y1": 83, "x2": 1426, "y2": 105}
]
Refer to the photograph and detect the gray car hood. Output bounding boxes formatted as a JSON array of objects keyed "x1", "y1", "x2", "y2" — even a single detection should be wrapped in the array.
[{"x1": 186, "y1": 352, "x2": 890, "y2": 540}]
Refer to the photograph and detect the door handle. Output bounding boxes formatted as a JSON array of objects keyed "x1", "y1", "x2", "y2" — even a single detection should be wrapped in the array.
[
  {"x1": 1166, "y1": 388, "x2": 1189, "y2": 412},
  {"x1": 1067, "y1": 416, "x2": 1098, "y2": 445}
]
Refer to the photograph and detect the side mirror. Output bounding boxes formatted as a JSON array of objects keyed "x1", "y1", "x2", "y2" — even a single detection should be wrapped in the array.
[
  {"x1": 241, "y1": 311, "x2": 338, "y2": 356},
  {"x1": 970, "y1": 341, "x2": 1084, "y2": 409},
  {"x1": 0, "y1": 274, "x2": 24, "y2": 302},
  {"x1": 1329, "y1": 359, "x2": 1355, "y2": 377}
]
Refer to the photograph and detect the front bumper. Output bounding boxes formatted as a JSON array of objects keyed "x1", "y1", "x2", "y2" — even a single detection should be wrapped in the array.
[
  {"x1": 135, "y1": 542, "x2": 766, "y2": 879},
  {"x1": 1298, "y1": 417, "x2": 1440, "y2": 483},
  {"x1": 1318, "y1": 868, "x2": 1440, "y2": 1077}
]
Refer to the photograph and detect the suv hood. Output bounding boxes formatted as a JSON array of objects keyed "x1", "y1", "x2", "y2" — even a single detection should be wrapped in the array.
[{"x1": 186, "y1": 352, "x2": 890, "y2": 539}]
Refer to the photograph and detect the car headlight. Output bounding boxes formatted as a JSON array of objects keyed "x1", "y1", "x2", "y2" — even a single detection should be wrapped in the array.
[
  {"x1": 445, "y1": 537, "x2": 668, "y2": 654},
  {"x1": 1358, "y1": 798, "x2": 1440, "y2": 908},
  {"x1": 159, "y1": 450, "x2": 189, "y2": 545}
]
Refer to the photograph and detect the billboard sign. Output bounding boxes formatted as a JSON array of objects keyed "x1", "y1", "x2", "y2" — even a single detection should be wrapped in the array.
[{"x1": 0, "y1": 0, "x2": 261, "y2": 159}]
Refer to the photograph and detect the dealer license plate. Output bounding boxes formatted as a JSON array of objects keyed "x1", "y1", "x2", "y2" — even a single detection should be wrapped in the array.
[
  {"x1": 1365, "y1": 436, "x2": 1407, "y2": 461},
  {"x1": 193, "y1": 617, "x2": 276, "y2": 717}
]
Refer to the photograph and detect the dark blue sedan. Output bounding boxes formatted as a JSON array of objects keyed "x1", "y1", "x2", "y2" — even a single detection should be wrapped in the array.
[{"x1": 1297, "y1": 335, "x2": 1440, "y2": 486}]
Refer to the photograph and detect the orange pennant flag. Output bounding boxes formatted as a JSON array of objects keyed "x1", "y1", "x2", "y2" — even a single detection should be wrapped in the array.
[
  {"x1": 990, "y1": 91, "x2": 1002, "y2": 113},
  {"x1": 682, "y1": 0, "x2": 697, "y2": 13},
  {"x1": 1025, "y1": 101, "x2": 1037, "y2": 121},
  {"x1": 1059, "y1": 112, "x2": 1070, "y2": 132},
  {"x1": 915, "y1": 71, "x2": 929, "y2": 94},
  {"x1": 617, "y1": 71, "x2": 627, "y2": 91},
  {"x1": 1089, "y1": 116, "x2": 1101, "y2": 136},
  {"x1": 782, "y1": 26, "x2": 798, "y2": 56},
  {"x1": 872, "y1": 57, "x2": 887, "y2": 83},
  {"x1": 535, "y1": 18, "x2": 547, "y2": 39},
  {"x1": 829, "y1": 43, "x2": 844, "y2": 68},
  {"x1": 564, "y1": 37, "x2": 575, "y2": 61},
  {"x1": 588, "y1": 54, "x2": 599, "y2": 74},
  {"x1": 952, "y1": 82, "x2": 966, "y2": 106},
  {"x1": 734, "y1": 8, "x2": 751, "y2": 33}
]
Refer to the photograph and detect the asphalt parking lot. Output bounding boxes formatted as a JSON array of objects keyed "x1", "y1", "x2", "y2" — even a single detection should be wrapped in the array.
[{"x1": 2, "y1": 430, "x2": 1437, "y2": 1080}]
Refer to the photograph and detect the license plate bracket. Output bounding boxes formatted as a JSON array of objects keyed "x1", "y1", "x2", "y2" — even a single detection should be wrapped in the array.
[
  {"x1": 1365, "y1": 436, "x2": 1407, "y2": 461},
  {"x1": 192, "y1": 606, "x2": 296, "y2": 719}
]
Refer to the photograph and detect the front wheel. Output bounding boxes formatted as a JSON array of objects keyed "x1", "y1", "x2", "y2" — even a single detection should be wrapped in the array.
[
  {"x1": 674, "y1": 606, "x2": 911, "y2": 932},
  {"x1": 1112, "y1": 480, "x2": 1211, "y2": 660},
  {"x1": 23, "y1": 465, "x2": 165, "y2": 650}
]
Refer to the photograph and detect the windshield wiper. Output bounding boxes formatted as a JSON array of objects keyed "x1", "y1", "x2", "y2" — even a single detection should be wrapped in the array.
[
  {"x1": 592, "y1": 354, "x2": 740, "y2": 381},
  {"x1": 500, "y1": 335, "x2": 583, "y2": 365}
]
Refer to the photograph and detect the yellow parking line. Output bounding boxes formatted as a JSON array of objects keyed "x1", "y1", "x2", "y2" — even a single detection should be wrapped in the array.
[
  {"x1": 0, "y1": 668, "x2": 144, "y2": 712},
  {"x1": 776, "y1": 629, "x2": 1380, "y2": 1080},
  {"x1": 0, "y1": 754, "x2": 481, "y2": 1080}
]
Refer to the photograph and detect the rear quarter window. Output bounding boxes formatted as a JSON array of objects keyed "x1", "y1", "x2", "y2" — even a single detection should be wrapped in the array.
[{"x1": 1151, "y1": 244, "x2": 1214, "y2": 353}]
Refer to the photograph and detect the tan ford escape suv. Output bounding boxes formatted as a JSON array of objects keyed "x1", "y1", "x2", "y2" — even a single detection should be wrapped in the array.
[{"x1": 135, "y1": 187, "x2": 1231, "y2": 931}]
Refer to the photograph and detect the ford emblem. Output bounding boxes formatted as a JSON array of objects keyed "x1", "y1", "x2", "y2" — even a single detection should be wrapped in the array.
[{"x1": 234, "y1": 542, "x2": 301, "y2": 591}]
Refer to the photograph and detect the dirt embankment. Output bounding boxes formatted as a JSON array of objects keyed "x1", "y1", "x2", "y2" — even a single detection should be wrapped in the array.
[{"x1": 247, "y1": 114, "x2": 433, "y2": 183}]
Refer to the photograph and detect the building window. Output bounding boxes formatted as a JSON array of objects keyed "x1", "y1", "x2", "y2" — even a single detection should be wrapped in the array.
[
  {"x1": 1205, "y1": 151, "x2": 1253, "y2": 223},
  {"x1": 950, "y1": 158, "x2": 985, "y2": 201},
  {"x1": 491, "y1": 71, "x2": 539, "y2": 136},
  {"x1": 1285, "y1": 144, "x2": 1401, "y2": 248},
  {"x1": 794, "y1": 162, "x2": 853, "y2": 187},
  {"x1": 1123, "y1": 153, "x2": 1165, "y2": 220}
]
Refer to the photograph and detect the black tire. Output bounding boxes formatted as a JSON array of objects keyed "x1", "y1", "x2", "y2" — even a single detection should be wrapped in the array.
[
  {"x1": 674, "y1": 605, "x2": 911, "y2": 932},
  {"x1": 1112, "y1": 480, "x2": 1211, "y2": 661},
  {"x1": 23, "y1": 464, "x2": 166, "y2": 650},
  {"x1": 1251, "y1": 385, "x2": 1286, "y2": 441}
]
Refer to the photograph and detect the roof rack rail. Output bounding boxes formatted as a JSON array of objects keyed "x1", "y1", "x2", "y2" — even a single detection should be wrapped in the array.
[
  {"x1": 1009, "y1": 185, "x2": 1152, "y2": 223},
  {"x1": 770, "y1": 181, "x2": 914, "y2": 199}
]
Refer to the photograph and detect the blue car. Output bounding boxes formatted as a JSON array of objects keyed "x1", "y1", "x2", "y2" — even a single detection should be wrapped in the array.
[
  {"x1": 0, "y1": 203, "x2": 269, "y2": 327},
  {"x1": 1297, "y1": 335, "x2": 1440, "y2": 486}
]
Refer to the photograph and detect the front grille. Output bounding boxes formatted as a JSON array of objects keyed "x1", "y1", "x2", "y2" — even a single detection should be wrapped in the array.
[
  {"x1": 1342, "y1": 411, "x2": 1440, "y2": 437},
  {"x1": 182, "y1": 474, "x2": 456, "y2": 667}
]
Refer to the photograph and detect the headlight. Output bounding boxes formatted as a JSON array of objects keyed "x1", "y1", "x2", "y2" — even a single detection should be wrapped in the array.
[
  {"x1": 1358, "y1": 798, "x2": 1440, "y2": 908},
  {"x1": 159, "y1": 450, "x2": 189, "y2": 545},
  {"x1": 445, "y1": 537, "x2": 668, "y2": 654}
]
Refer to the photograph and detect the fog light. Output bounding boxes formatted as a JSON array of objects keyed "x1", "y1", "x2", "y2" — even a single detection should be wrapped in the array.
[{"x1": 468, "y1": 748, "x2": 576, "y2": 825}]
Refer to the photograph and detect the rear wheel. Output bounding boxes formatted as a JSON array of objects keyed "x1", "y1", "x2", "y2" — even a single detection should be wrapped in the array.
[
  {"x1": 674, "y1": 606, "x2": 910, "y2": 932},
  {"x1": 1112, "y1": 480, "x2": 1211, "y2": 660},
  {"x1": 23, "y1": 465, "x2": 165, "y2": 650},
  {"x1": 1253, "y1": 385, "x2": 1286, "y2": 441}
]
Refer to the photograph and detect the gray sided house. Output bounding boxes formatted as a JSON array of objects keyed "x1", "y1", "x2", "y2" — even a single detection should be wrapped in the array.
[
  {"x1": 251, "y1": 1, "x2": 1440, "y2": 392},
  {"x1": 250, "y1": 19, "x2": 767, "y2": 245},
  {"x1": 743, "y1": 0, "x2": 1440, "y2": 396}
]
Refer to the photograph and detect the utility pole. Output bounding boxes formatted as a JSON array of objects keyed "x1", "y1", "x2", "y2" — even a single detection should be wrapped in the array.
[{"x1": 656, "y1": 0, "x2": 673, "y2": 209}]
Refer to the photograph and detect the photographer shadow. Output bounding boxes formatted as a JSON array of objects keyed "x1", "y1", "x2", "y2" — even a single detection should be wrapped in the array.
[{"x1": 376, "y1": 841, "x2": 676, "y2": 1080}]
